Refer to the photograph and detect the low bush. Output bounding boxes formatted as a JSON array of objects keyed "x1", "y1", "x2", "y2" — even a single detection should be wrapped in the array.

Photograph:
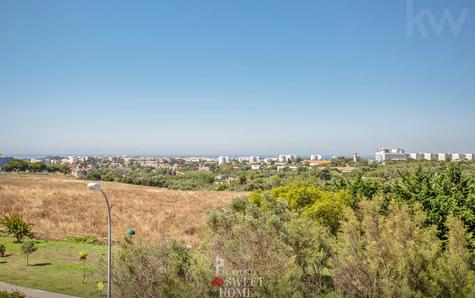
[
  {"x1": 0, "y1": 290, "x2": 26, "y2": 298},
  {"x1": 0, "y1": 244, "x2": 5, "y2": 257}
]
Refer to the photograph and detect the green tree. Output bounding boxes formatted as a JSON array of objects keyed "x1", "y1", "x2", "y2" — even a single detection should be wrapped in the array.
[
  {"x1": 3, "y1": 159, "x2": 29, "y2": 172},
  {"x1": 0, "y1": 212, "x2": 34, "y2": 243},
  {"x1": 21, "y1": 240, "x2": 37, "y2": 266},
  {"x1": 345, "y1": 172, "x2": 379, "y2": 201}
]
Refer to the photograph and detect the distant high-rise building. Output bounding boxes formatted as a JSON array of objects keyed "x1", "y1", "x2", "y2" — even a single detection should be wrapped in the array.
[
  {"x1": 465, "y1": 153, "x2": 474, "y2": 161},
  {"x1": 310, "y1": 154, "x2": 322, "y2": 161},
  {"x1": 278, "y1": 154, "x2": 297, "y2": 163},
  {"x1": 218, "y1": 156, "x2": 229, "y2": 164},
  {"x1": 278, "y1": 155, "x2": 287, "y2": 163},
  {"x1": 249, "y1": 156, "x2": 260, "y2": 164},
  {"x1": 285, "y1": 154, "x2": 297, "y2": 162},
  {"x1": 353, "y1": 153, "x2": 358, "y2": 163}
]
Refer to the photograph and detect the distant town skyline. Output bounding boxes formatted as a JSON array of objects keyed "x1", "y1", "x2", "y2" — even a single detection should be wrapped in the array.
[
  {"x1": 2, "y1": 148, "x2": 474, "y2": 160},
  {"x1": 1, "y1": 0, "x2": 474, "y2": 154}
]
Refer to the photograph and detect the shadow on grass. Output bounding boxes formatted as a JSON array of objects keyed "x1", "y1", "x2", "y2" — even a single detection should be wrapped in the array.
[
  {"x1": 31, "y1": 262, "x2": 52, "y2": 267},
  {"x1": 0, "y1": 261, "x2": 6, "y2": 264}
]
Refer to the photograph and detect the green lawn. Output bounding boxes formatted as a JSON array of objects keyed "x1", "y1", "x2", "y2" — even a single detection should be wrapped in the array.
[{"x1": 0, "y1": 237, "x2": 107, "y2": 297}]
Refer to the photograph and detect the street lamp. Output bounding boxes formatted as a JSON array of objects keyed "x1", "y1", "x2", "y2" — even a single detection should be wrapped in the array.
[
  {"x1": 87, "y1": 182, "x2": 112, "y2": 298},
  {"x1": 126, "y1": 228, "x2": 136, "y2": 237}
]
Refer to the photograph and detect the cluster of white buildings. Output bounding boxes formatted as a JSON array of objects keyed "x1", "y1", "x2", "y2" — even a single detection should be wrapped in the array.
[
  {"x1": 217, "y1": 153, "x2": 328, "y2": 165},
  {"x1": 376, "y1": 148, "x2": 474, "y2": 162},
  {"x1": 218, "y1": 154, "x2": 298, "y2": 165}
]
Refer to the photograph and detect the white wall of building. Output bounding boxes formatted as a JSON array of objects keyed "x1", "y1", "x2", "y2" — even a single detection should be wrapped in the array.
[
  {"x1": 423, "y1": 153, "x2": 437, "y2": 161},
  {"x1": 409, "y1": 153, "x2": 424, "y2": 160},
  {"x1": 437, "y1": 153, "x2": 451, "y2": 161},
  {"x1": 218, "y1": 156, "x2": 229, "y2": 164},
  {"x1": 310, "y1": 154, "x2": 322, "y2": 161},
  {"x1": 452, "y1": 153, "x2": 466, "y2": 161}
]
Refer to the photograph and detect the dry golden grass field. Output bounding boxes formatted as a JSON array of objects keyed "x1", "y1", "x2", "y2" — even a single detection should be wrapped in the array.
[{"x1": 0, "y1": 174, "x2": 245, "y2": 247}]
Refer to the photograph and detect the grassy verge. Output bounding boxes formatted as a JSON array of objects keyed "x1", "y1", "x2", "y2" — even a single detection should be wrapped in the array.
[{"x1": 0, "y1": 237, "x2": 107, "y2": 297}]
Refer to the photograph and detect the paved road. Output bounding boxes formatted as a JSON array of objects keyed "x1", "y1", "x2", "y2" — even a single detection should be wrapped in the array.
[{"x1": 0, "y1": 281, "x2": 78, "y2": 298}]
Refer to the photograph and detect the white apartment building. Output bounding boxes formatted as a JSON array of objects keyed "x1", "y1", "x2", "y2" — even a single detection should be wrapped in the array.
[
  {"x1": 277, "y1": 154, "x2": 297, "y2": 163},
  {"x1": 249, "y1": 156, "x2": 260, "y2": 164},
  {"x1": 285, "y1": 154, "x2": 297, "y2": 162},
  {"x1": 452, "y1": 153, "x2": 466, "y2": 161},
  {"x1": 409, "y1": 153, "x2": 424, "y2": 160},
  {"x1": 375, "y1": 148, "x2": 407, "y2": 162},
  {"x1": 218, "y1": 156, "x2": 229, "y2": 164},
  {"x1": 264, "y1": 158, "x2": 276, "y2": 164},
  {"x1": 237, "y1": 157, "x2": 249, "y2": 163},
  {"x1": 310, "y1": 154, "x2": 322, "y2": 161},
  {"x1": 423, "y1": 153, "x2": 437, "y2": 161},
  {"x1": 465, "y1": 153, "x2": 474, "y2": 161},
  {"x1": 437, "y1": 153, "x2": 451, "y2": 161}
]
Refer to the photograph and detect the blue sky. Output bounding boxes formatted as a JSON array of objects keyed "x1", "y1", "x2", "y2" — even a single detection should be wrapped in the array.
[{"x1": 1, "y1": 0, "x2": 474, "y2": 156}]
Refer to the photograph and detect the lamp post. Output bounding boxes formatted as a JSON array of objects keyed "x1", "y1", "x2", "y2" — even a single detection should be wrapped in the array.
[
  {"x1": 126, "y1": 228, "x2": 136, "y2": 237},
  {"x1": 87, "y1": 182, "x2": 112, "y2": 298}
]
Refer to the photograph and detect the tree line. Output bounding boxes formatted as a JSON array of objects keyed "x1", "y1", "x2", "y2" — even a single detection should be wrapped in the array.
[{"x1": 1, "y1": 159, "x2": 70, "y2": 174}]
